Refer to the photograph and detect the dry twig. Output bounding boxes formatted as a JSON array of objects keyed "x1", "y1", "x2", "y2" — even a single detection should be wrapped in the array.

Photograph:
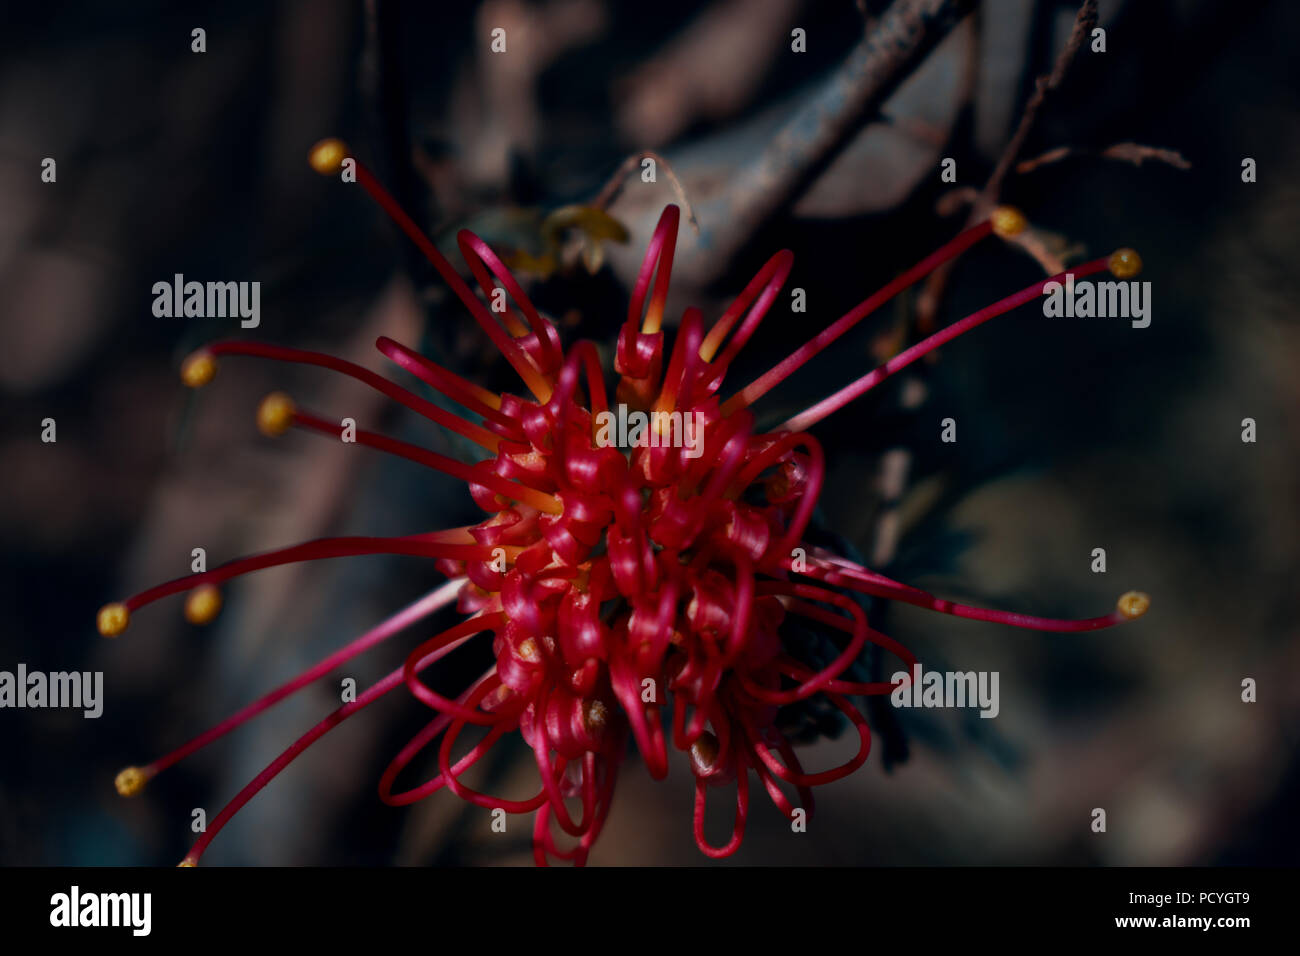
[
  {"x1": 1016, "y1": 141, "x2": 1193, "y2": 174},
  {"x1": 592, "y1": 152, "x2": 701, "y2": 235}
]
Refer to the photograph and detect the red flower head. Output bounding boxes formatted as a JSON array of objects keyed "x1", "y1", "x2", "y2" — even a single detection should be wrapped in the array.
[{"x1": 101, "y1": 140, "x2": 1150, "y2": 866}]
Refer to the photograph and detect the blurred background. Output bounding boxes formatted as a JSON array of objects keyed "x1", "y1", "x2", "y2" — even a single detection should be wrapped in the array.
[{"x1": 1, "y1": 0, "x2": 1297, "y2": 865}]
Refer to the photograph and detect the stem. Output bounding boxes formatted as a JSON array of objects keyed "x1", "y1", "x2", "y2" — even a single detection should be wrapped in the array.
[
  {"x1": 181, "y1": 614, "x2": 497, "y2": 865},
  {"x1": 353, "y1": 162, "x2": 554, "y2": 402},
  {"x1": 290, "y1": 408, "x2": 561, "y2": 514},
  {"x1": 723, "y1": 221, "x2": 993, "y2": 414},
  {"x1": 205, "y1": 340, "x2": 502, "y2": 452},
  {"x1": 779, "y1": 257, "x2": 1108, "y2": 432},
  {"x1": 144, "y1": 579, "x2": 466, "y2": 778},
  {"x1": 121, "y1": 531, "x2": 509, "y2": 613}
]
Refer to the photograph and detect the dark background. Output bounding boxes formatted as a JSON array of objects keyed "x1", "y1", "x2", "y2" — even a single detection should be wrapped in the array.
[{"x1": 1, "y1": 0, "x2": 1297, "y2": 865}]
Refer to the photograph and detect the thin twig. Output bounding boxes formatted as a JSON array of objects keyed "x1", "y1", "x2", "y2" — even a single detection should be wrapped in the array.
[
  {"x1": 592, "y1": 151, "x2": 700, "y2": 235},
  {"x1": 983, "y1": 0, "x2": 1097, "y2": 213},
  {"x1": 690, "y1": 0, "x2": 977, "y2": 271},
  {"x1": 917, "y1": 0, "x2": 1097, "y2": 327},
  {"x1": 1016, "y1": 141, "x2": 1193, "y2": 174}
]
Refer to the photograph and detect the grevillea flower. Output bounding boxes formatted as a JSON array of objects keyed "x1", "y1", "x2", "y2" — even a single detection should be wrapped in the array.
[{"x1": 99, "y1": 139, "x2": 1150, "y2": 866}]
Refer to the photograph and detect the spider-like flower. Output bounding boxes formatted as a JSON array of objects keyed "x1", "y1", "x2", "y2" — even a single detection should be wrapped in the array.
[{"x1": 99, "y1": 140, "x2": 1150, "y2": 866}]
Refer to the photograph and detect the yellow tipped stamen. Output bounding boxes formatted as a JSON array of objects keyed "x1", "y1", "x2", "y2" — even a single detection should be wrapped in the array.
[
  {"x1": 177, "y1": 859, "x2": 197, "y2": 868},
  {"x1": 1108, "y1": 248, "x2": 1142, "y2": 279},
  {"x1": 180, "y1": 349, "x2": 218, "y2": 388},
  {"x1": 97, "y1": 602, "x2": 130, "y2": 638},
  {"x1": 184, "y1": 584, "x2": 223, "y2": 625},
  {"x1": 1117, "y1": 590, "x2": 1151, "y2": 620},
  {"x1": 115, "y1": 766, "x2": 150, "y2": 797},
  {"x1": 257, "y1": 392, "x2": 296, "y2": 437},
  {"x1": 308, "y1": 138, "x2": 348, "y2": 176},
  {"x1": 990, "y1": 205, "x2": 1028, "y2": 239}
]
